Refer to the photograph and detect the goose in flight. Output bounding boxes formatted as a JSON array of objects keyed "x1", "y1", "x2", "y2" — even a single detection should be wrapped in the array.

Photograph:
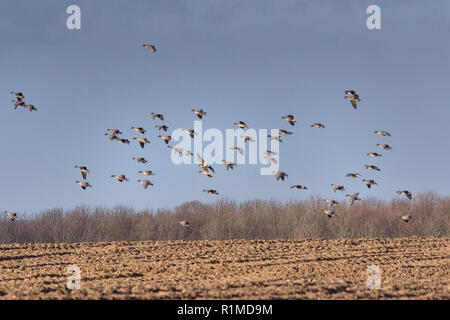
[
  {"x1": 376, "y1": 144, "x2": 392, "y2": 151},
  {"x1": 365, "y1": 165, "x2": 381, "y2": 171},
  {"x1": 138, "y1": 170, "x2": 156, "y2": 176},
  {"x1": 192, "y1": 109, "x2": 206, "y2": 119},
  {"x1": 179, "y1": 220, "x2": 190, "y2": 229},
  {"x1": 346, "y1": 193, "x2": 361, "y2": 206},
  {"x1": 198, "y1": 167, "x2": 213, "y2": 178},
  {"x1": 264, "y1": 150, "x2": 278, "y2": 156},
  {"x1": 137, "y1": 179, "x2": 153, "y2": 189},
  {"x1": 222, "y1": 160, "x2": 236, "y2": 170},
  {"x1": 203, "y1": 189, "x2": 219, "y2": 195},
  {"x1": 310, "y1": 123, "x2": 325, "y2": 129},
  {"x1": 241, "y1": 136, "x2": 255, "y2": 143},
  {"x1": 374, "y1": 130, "x2": 391, "y2": 137},
  {"x1": 279, "y1": 129, "x2": 293, "y2": 135},
  {"x1": 24, "y1": 104, "x2": 37, "y2": 112},
  {"x1": 117, "y1": 138, "x2": 130, "y2": 145},
  {"x1": 133, "y1": 137, "x2": 150, "y2": 148},
  {"x1": 197, "y1": 154, "x2": 215, "y2": 173},
  {"x1": 155, "y1": 125, "x2": 169, "y2": 132},
  {"x1": 12, "y1": 99, "x2": 25, "y2": 109},
  {"x1": 158, "y1": 135, "x2": 172, "y2": 144},
  {"x1": 131, "y1": 127, "x2": 146, "y2": 134},
  {"x1": 331, "y1": 184, "x2": 345, "y2": 192},
  {"x1": 274, "y1": 171, "x2": 288, "y2": 181},
  {"x1": 183, "y1": 129, "x2": 196, "y2": 138},
  {"x1": 104, "y1": 133, "x2": 117, "y2": 140},
  {"x1": 267, "y1": 135, "x2": 283, "y2": 143},
  {"x1": 75, "y1": 181, "x2": 92, "y2": 190},
  {"x1": 362, "y1": 179, "x2": 377, "y2": 189},
  {"x1": 111, "y1": 175, "x2": 129, "y2": 182},
  {"x1": 230, "y1": 147, "x2": 244, "y2": 155},
  {"x1": 401, "y1": 215, "x2": 412, "y2": 223},
  {"x1": 367, "y1": 152, "x2": 382, "y2": 157},
  {"x1": 142, "y1": 44, "x2": 157, "y2": 52},
  {"x1": 344, "y1": 90, "x2": 360, "y2": 109},
  {"x1": 345, "y1": 90, "x2": 359, "y2": 98},
  {"x1": 281, "y1": 115, "x2": 297, "y2": 126},
  {"x1": 107, "y1": 129, "x2": 122, "y2": 135},
  {"x1": 323, "y1": 199, "x2": 339, "y2": 206},
  {"x1": 321, "y1": 209, "x2": 337, "y2": 219},
  {"x1": 180, "y1": 148, "x2": 193, "y2": 156},
  {"x1": 10, "y1": 91, "x2": 24, "y2": 100},
  {"x1": 132, "y1": 157, "x2": 148, "y2": 164},
  {"x1": 233, "y1": 121, "x2": 248, "y2": 129},
  {"x1": 265, "y1": 156, "x2": 278, "y2": 164},
  {"x1": 74, "y1": 165, "x2": 90, "y2": 180},
  {"x1": 151, "y1": 112, "x2": 164, "y2": 121},
  {"x1": 3, "y1": 211, "x2": 17, "y2": 221},
  {"x1": 396, "y1": 190, "x2": 412, "y2": 200},
  {"x1": 290, "y1": 185, "x2": 307, "y2": 190},
  {"x1": 346, "y1": 173, "x2": 360, "y2": 179}
]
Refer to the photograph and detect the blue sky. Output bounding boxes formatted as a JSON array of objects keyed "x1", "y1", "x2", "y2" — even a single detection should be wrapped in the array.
[{"x1": 1, "y1": 0, "x2": 449, "y2": 215}]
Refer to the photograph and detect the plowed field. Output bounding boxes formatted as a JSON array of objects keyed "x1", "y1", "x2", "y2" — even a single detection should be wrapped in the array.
[{"x1": 0, "y1": 237, "x2": 448, "y2": 299}]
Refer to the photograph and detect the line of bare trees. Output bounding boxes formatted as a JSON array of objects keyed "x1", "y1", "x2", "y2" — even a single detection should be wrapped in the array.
[{"x1": 1, "y1": 192, "x2": 448, "y2": 243}]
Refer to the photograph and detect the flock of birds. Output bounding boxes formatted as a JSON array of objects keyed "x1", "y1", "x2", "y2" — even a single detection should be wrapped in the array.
[{"x1": 3, "y1": 46, "x2": 414, "y2": 227}]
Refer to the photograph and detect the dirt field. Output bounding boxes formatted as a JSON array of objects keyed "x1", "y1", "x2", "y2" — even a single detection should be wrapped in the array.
[{"x1": 0, "y1": 237, "x2": 448, "y2": 299}]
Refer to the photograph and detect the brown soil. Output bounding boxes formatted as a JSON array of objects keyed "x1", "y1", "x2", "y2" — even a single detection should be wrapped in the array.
[{"x1": 0, "y1": 237, "x2": 448, "y2": 299}]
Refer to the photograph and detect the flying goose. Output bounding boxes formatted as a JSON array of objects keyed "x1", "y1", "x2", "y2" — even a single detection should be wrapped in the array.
[
  {"x1": 264, "y1": 150, "x2": 279, "y2": 156},
  {"x1": 233, "y1": 121, "x2": 248, "y2": 129},
  {"x1": 274, "y1": 171, "x2": 288, "y2": 181},
  {"x1": 346, "y1": 192, "x2": 361, "y2": 206},
  {"x1": 142, "y1": 44, "x2": 156, "y2": 52},
  {"x1": 168, "y1": 145, "x2": 183, "y2": 155},
  {"x1": 183, "y1": 129, "x2": 196, "y2": 138},
  {"x1": 137, "y1": 179, "x2": 153, "y2": 189},
  {"x1": 132, "y1": 157, "x2": 148, "y2": 164},
  {"x1": 198, "y1": 167, "x2": 213, "y2": 178},
  {"x1": 264, "y1": 156, "x2": 278, "y2": 164},
  {"x1": 331, "y1": 184, "x2": 345, "y2": 192},
  {"x1": 323, "y1": 199, "x2": 339, "y2": 206},
  {"x1": 367, "y1": 152, "x2": 382, "y2": 157},
  {"x1": 267, "y1": 135, "x2": 283, "y2": 142},
  {"x1": 158, "y1": 135, "x2": 172, "y2": 144},
  {"x1": 179, "y1": 220, "x2": 190, "y2": 229},
  {"x1": 104, "y1": 133, "x2": 117, "y2": 140},
  {"x1": 281, "y1": 115, "x2": 297, "y2": 126},
  {"x1": 117, "y1": 138, "x2": 130, "y2": 145},
  {"x1": 192, "y1": 109, "x2": 206, "y2": 119},
  {"x1": 151, "y1": 112, "x2": 164, "y2": 121},
  {"x1": 290, "y1": 185, "x2": 307, "y2": 190},
  {"x1": 75, "y1": 181, "x2": 92, "y2": 190},
  {"x1": 12, "y1": 99, "x2": 25, "y2": 109},
  {"x1": 279, "y1": 129, "x2": 293, "y2": 135},
  {"x1": 181, "y1": 149, "x2": 193, "y2": 156},
  {"x1": 365, "y1": 165, "x2": 380, "y2": 171},
  {"x1": 24, "y1": 104, "x2": 37, "y2": 112},
  {"x1": 197, "y1": 154, "x2": 215, "y2": 173},
  {"x1": 374, "y1": 130, "x2": 391, "y2": 137},
  {"x1": 133, "y1": 137, "x2": 150, "y2": 148},
  {"x1": 3, "y1": 211, "x2": 17, "y2": 221},
  {"x1": 321, "y1": 209, "x2": 337, "y2": 219},
  {"x1": 344, "y1": 90, "x2": 360, "y2": 109},
  {"x1": 131, "y1": 127, "x2": 146, "y2": 134},
  {"x1": 10, "y1": 91, "x2": 24, "y2": 100},
  {"x1": 362, "y1": 179, "x2": 377, "y2": 189},
  {"x1": 111, "y1": 175, "x2": 129, "y2": 182},
  {"x1": 138, "y1": 170, "x2": 155, "y2": 176},
  {"x1": 310, "y1": 123, "x2": 325, "y2": 129},
  {"x1": 345, "y1": 90, "x2": 359, "y2": 99},
  {"x1": 230, "y1": 147, "x2": 244, "y2": 155},
  {"x1": 401, "y1": 215, "x2": 412, "y2": 223},
  {"x1": 74, "y1": 165, "x2": 90, "y2": 180},
  {"x1": 155, "y1": 125, "x2": 169, "y2": 131},
  {"x1": 376, "y1": 144, "x2": 392, "y2": 151},
  {"x1": 203, "y1": 189, "x2": 219, "y2": 195},
  {"x1": 396, "y1": 190, "x2": 412, "y2": 200},
  {"x1": 107, "y1": 129, "x2": 122, "y2": 135},
  {"x1": 222, "y1": 160, "x2": 236, "y2": 170},
  {"x1": 345, "y1": 173, "x2": 360, "y2": 178},
  {"x1": 241, "y1": 136, "x2": 255, "y2": 143}
]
